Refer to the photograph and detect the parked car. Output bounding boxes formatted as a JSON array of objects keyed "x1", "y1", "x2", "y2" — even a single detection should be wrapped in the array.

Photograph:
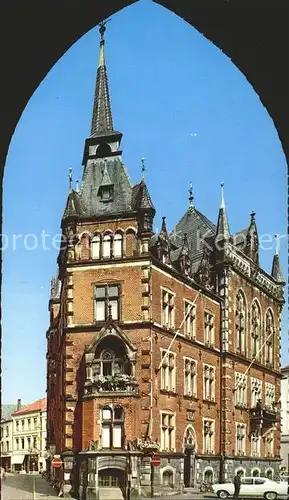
[{"x1": 212, "y1": 476, "x2": 288, "y2": 499}]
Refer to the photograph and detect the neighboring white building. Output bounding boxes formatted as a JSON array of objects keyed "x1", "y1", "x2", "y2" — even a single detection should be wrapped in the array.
[
  {"x1": 11, "y1": 398, "x2": 47, "y2": 473},
  {"x1": 0, "y1": 418, "x2": 13, "y2": 471},
  {"x1": 280, "y1": 366, "x2": 289, "y2": 472}
]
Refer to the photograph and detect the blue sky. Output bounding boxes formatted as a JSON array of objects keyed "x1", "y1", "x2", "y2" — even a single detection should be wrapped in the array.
[{"x1": 2, "y1": 0, "x2": 287, "y2": 404}]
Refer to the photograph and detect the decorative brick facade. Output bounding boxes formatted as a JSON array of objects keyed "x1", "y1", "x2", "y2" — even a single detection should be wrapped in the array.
[{"x1": 46, "y1": 21, "x2": 285, "y2": 499}]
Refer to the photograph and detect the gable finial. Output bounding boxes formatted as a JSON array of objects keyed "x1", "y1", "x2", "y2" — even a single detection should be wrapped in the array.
[
  {"x1": 274, "y1": 234, "x2": 279, "y2": 255},
  {"x1": 141, "y1": 158, "x2": 146, "y2": 181},
  {"x1": 220, "y1": 182, "x2": 225, "y2": 209},
  {"x1": 69, "y1": 167, "x2": 73, "y2": 191},
  {"x1": 189, "y1": 182, "x2": 194, "y2": 208}
]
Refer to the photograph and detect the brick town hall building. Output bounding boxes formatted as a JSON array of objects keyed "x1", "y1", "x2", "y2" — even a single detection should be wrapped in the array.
[{"x1": 46, "y1": 21, "x2": 285, "y2": 499}]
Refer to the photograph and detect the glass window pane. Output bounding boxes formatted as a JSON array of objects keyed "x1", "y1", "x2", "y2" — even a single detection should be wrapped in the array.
[
  {"x1": 92, "y1": 240, "x2": 100, "y2": 259},
  {"x1": 108, "y1": 285, "x2": 119, "y2": 297},
  {"x1": 103, "y1": 237, "x2": 111, "y2": 258},
  {"x1": 95, "y1": 301, "x2": 105, "y2": 321},
  {"x1": 114, "y1": 235, "x2": 123, "y2": 258},
  {"x1": 102, "y1": 424, "x2": 110, "y2": 448},
  {"x1": 102, "y1": 408, "x2": 112, "y2": 420},
  {"x1": 110, "y1": 300, "x2": 118, "y2": 320},
  {"x1": 113, "y1": 425, "x2": 122, "y2": 448},
  {"x1": 95, "y1": 287, "x2": 106, "y2": 298}
]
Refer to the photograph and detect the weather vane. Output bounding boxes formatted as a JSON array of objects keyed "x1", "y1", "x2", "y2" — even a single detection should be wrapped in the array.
[
  {"x1": 69, "y1": 167, "x2": 73, "y2": 190},
  {"x1": 141, "y1": 158, "x2": 146, "y2": 180},
  {"x1": 188, "y1": 181, "x2": 194, "y2": 208},
  {"x1": 98, "y1": 18, "x2": 112, "y2": 40}
]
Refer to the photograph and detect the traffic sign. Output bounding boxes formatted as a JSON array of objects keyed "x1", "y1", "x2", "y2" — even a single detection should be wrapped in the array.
[
  {"x1": 52, "y1": 457, "x2": 63, "y2": 468},
  {"x1": 151, "y1": 455, "x2": 161, "y2": 466}
]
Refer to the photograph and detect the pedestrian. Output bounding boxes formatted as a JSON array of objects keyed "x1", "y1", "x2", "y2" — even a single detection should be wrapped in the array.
[{"x1": 233, "y1": 470, "x2": 243, "y2": 500}]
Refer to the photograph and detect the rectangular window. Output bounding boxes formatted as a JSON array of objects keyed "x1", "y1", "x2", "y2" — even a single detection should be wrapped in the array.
[
  {"x1": 33, "y1": 418, "x2": 37, "y2": 429},
  {"x1": 101, "y1": 406, "x2": 123, "y2": 449},
  {"x1": 204, "y1": 312, "x2": 215, "y2": 346},
  {"x1": 16, "y1": 438, "x2": 19, "y2": 450},
  {"x1": 161, "y1": 350, "x2": 176, "y2": 392},
  {"x1": 251, "y1": 431, "x2": 261, "y2": 457},
  {"x1": 95, "y1": 284, "x2": 120, "y2": 322},
  {"x1": 16, "y1": 420, "x2": 19, "y2": 432},
  {"x1": 33, "y1": 437, "x2": 37, "y2": 449},
  {"x1": 235, "y1": 373, "x2": 247, "y2": 407},
  {"x1": 22, "y1": 420, "x2": 25, "y2": 431},
  {"x1": 203, "y1": 420, "x2": 215, "y2": 454},
  {"x1": 6, "y1": 441, "x2": 9, "y2": 452},
  {"x1": 28, "y1": 419, "x2": 31, "y2": 430},
  {"x1": 265, "y1": 383, "x2": 275, "y2": 408},
  {"x1": 203, "y1": 364, "x2": 215, "y2": 401},
  {"x1": 184, "y1": 301, "x2": 196, "y2": 337},
  {"x1": 102, "y1": 424, "x2": 110, "y2": 448},
  {"x1": 161, "y1": 413, "x2": 175, "y2": 451},
  {"x1": 27, "y1": 437, "x2": 31, "y2": 449},
  {"x1": 184, "y1": 358, "x2": 197, "y2": 396},
  {"x1": 251, "y1": 378, "x2": 262, "y2": 407},
  {"x1": 21, "y1": 438, "x2": 25, "y2": 450},
  {"x1": 236, "y1": 424, "x2": 246, "y2": 455},
  {"x1": 162, "y1": 289, "x2": 175, "y2": 329},
  {"x1": 265, "y1": 430, "x2": 274, "y2": 457}
]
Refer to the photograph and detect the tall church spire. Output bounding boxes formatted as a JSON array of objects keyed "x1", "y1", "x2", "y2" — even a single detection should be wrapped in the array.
[{"x1": 90, "y1": 20, "x2": 114, "y2": 137}]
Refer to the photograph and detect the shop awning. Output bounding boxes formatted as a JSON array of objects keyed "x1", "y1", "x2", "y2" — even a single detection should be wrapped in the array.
[{"x1": 11, "y1": 455, "x2": 25, "y2": 465}]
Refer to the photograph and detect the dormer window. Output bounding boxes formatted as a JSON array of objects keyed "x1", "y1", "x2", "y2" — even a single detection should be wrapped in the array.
[{"x1": 99, "y1": 185, "x2": 113, "y2": 202}]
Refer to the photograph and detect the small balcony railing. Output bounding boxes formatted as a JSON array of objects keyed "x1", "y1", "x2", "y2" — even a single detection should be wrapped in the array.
[
  {"x1": 250, "y1": 403, "x2": 280, "y2": 429},
  {"x1": 84, "y1": 374, "x2": 139, "y2": 396}
]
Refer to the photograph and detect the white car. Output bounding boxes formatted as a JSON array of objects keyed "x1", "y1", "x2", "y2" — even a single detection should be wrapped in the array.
[{"x1": 212, "y1": 476, "x2": 288, "y2": 499}]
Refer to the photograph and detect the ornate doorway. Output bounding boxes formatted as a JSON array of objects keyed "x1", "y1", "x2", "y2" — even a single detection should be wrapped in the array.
[{"x1": 183, "y1": 426, "x2": 196, "y2": 487}]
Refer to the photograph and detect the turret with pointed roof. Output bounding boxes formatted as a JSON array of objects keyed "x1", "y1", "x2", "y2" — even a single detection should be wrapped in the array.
[{"x1": 215, "y1": 183, "x2": 230, "y2": 246}]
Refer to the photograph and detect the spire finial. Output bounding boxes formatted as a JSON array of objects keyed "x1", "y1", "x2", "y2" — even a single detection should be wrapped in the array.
[
  {"x1": 274, "y1": 234, "x2": 279, "y2": 255},
  {"x1": 141, "y1": 158, "x2": 146, "y2": 180},
  {"x1": 220, "y1": 182, "x2": 225, "y2": 209},
  {"x1": 76, "y1": 180, "x2": 79, "y2": 193},
  {"x1": 189, "y1": 182, "x2": 194, "y2": 208},
  {"x1": 69, "y1": 168, "x2": 73, "y2": 191},
  {"x1": 98, "y1": 18, "x2": 111, "y2": 42},
  {"x1": 251, "y1": 209, "x2": 256, "y2": 221}
]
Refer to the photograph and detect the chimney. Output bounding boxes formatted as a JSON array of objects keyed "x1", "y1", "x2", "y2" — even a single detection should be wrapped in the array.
[{"x1": 17, "y1": 399, "x2": 21, "y2": 411}]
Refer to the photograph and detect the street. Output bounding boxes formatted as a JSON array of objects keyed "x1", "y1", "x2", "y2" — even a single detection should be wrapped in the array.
[{"x1": 2, "y1": 473, "x2": 58, "y2": 500}]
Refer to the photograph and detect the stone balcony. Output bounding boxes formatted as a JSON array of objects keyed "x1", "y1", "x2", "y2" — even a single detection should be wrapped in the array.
[
  {"x1": 250, "y1": 402, "x2": 280, "y2": 431},
  {"x1": 83, "y1": 374, "x2": 139, "y2": 397}
]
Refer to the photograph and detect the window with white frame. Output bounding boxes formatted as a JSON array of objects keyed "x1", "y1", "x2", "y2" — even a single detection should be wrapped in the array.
[
  {"x1": 16, "y1": 420, "x2": 19, "y2": 432},
  {"x1": 203, "y1": 420, "x2": 215, "y2": 454},
  {"x1": 33, "y1": 436, "x2": 37, "y2": 449},
  {"x1": 162, "y1": 289, "x2": 175, "y2": 329},
  {"x1": 15, "y1": 438, "x2": 19, "y2": 450},
  {"x1": 161, "y1": 413, "x2": 175, "y2": 451},
  {"x1": 161, "y1": 350, "x2": 176, "y2": 392},
  {"x1": 236, "y1": 424, "x2": 246, "y2": 455},
  {"x1": 184, "y1": 301, "x2": 196, "y2": 337},
  {"x1": 203, "y1": 364, "x2": 215, "y2": 401},
  {"x1": 101, "y1": 405, "x2": 124, "y2": 449},
  {"x1": 235, "y1": 291, "x2": 246, "y2": 354},
  {"x1": 113, "y1": 233, "x2": 123, "y2": 258},
  {"x1": 251, "y1": 301, "x2": 261, "y2": 361},
  {"x1": 265, "y1": 383, "x2": 275, "y2": 409},
  {"x1": 204, "y1": 312, "x2": 215, "y2": 345},
  {"x1": 235, "y1": 373, "x2": 247, "y2": 407},
  {"x1": 94, "y1": 284, "x2": 120, "y2": 322},
  {"x1": 251, "y1": 378, "x2": 262, "y2": 407},
  {"x1": 91, "y1": 235, "x2": 101, "y2": 259},
  {"x1": 251, "y1": 430, "x2": 261, "y2": 457},
  {"x1": 102, "y1": 234, "x2": 112, "y2": 259},
  {"x1": 265, "y1": 310, "x2": 274, "y2": 366},
  {"x1": 184, "y1": 358, "x2": 197, "y2": 396},
  {"x1": 265, "y1": 430, "x2": 274, "y2": 457}
]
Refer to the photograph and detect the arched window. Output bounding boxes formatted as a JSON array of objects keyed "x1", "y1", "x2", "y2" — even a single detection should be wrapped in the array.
[
  {"x1": 252, "y1": 468, "x2": 260, "y2": 477},
  {"x1": 184, "y1": 426, "x2": 196, "y2": 448},
  {"x1": 251, "y1": 301, "x2": 261, "y2": 361},
  {"x1": 100, "y1": 349, "x2": 123, "y2": 376},
  {"x1": 265, "y1": 310, "x2": 274, "y2": 366},
  {"x1": 236, "y1": 291, "x2": 246, "y2": 354},
  {"x1": 203, "y1": 468, "x2": 213, "y2": 484},
  {"x1": 162, "y1": 469, "x2": 174, "y2": 488},
  {"x1": 96, "y1": 143, "x2": 111, "y2": 158},
  {"x1": 101, "y1": 405, "x2": 124, "y2": 449},
  {"x1": 113, "y1": 233, "x2": 123, "y2": 258},
  {"x1": 103, "y1": 234, "x2": 112, "y2": 259},
  {"x1": 265, "y1": 468, "x2": 274, "y2": 480},
  {"x1": 91, "y1": 235, "x2": 101, "y2": 260}
]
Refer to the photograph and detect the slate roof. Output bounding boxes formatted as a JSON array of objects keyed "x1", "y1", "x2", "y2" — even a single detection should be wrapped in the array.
[
  {"x1": 132, "y1": 180, "x2": 155, "y2": 212},
  {"x1": 271, "y1": 252, "x2": 284, "y2": 283},
  {"x1": 170, "y1": 207, "x2": 216, "y2": 262},
  {"x1": 63, "y1": 190, "x2": 85, "y2": 219},
  {"x1": 79, "y1": 157, "x2": 133, "y2": 217},
  {"x1": 12, "y1": 398, "x2": 46, "y2": 416}
]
